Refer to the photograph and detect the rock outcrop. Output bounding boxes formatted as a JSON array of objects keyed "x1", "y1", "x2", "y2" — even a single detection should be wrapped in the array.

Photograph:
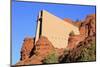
[
  {"x1": 59, "y1": 14, "x2": 96, "y2": 62},
  {"x1": 20, "y1": 37, "x2": 35, "y2": 61},
  {"x1": 67, "y1": 14, "x2": 96, "y2": 50},
  {"x1": 16, "y1": 14, "x2": 96, "y2": 66},
  {"x1": 16, "y1": 36, "x2": 55, "y2": 65}
]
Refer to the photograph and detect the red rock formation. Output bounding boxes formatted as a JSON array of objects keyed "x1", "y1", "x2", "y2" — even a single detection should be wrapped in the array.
[
  {"x1": 16, "y1": 14, "x2": 96, "y2": 66},
  {"x1": 59, "y1": 14, "x2": 96, "y2": 62},
  {"x1": 20, "y1": 37, "x2": 35, "y2": 60},
  {"x1": 74, "y1": 21, "x2": 81, "y2": 27},
  {"x1": 16, "y1": 36, "x2": 55, "y2": 65},
  {"x1": 35, "y1": 36, "x2": 54, "y2": 56},
  {"x1": 67, "y1": 14, "x2": 96, "y2": 50},
  {"x1": 64, "y1": 18, "x2": 73, "y2": 23}
]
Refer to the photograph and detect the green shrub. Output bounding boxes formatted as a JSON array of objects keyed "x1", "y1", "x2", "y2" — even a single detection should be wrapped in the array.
[
  {"x1": 69, "y1": 31, "x2": 75, "y2": 36},
  {"x1": 60, "y1": 40, "x2": 96, "y2": 62},
  {"x1": 78, "y1": 41, "x2": 96, "y2": 61},
  {"x1": 43, "y1": 51, "x2": 58, "y2": 64}
]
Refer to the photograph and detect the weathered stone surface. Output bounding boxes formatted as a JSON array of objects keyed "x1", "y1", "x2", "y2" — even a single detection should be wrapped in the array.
[
  {"x1": 64, "y1": 18, "x2": 73, "y2": 24},
  {"x1": 67, "y1": 14, "x2": 96, "y2": 50},
  {"x1": 16, "y1": 14, "x2": 96, "y2": 65},
  {"x1": 20, "y1": 37, "x2": 35, "y2": 60},
  {"x1": 16, "y1": 36, "x2": 55, "y2": 65},
  {"x1": 35, "y1": 36, "x2": 55, "y2": 56}
]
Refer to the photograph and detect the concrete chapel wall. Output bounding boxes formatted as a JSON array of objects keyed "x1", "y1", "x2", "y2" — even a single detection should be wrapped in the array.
[{"x1": 35, "y1": 10, "x2": 80, "y2": 49}]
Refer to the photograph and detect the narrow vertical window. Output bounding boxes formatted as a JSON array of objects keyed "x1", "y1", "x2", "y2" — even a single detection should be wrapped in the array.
[{"x1": 39, "y1": 11, "x2": 43, "y2": 38}]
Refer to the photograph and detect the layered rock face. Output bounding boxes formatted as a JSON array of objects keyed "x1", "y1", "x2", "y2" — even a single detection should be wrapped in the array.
[
  {"x1": 16, "y1": 36, "x2": 55, "y2": 65},
  {"x1": 67, "y1": 14, "x2": 96, "y2": 50},
  {"x1": 59, "y1": 14, "x2": 96, "y2": 62},
  {"x1": 35, "y1": 36, "x2": 54, "y2": 56},
  {"x1": 20, "y1": 37, "x2": 35, "y2": 60},
  {"x1": 16, "y1": 14, "x2": 96, "y2": 65}
]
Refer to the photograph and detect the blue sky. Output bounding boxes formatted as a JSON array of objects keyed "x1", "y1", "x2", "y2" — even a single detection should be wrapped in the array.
[{"x1": 12, "y1": 0, "x2": 96, "y2": 65}]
